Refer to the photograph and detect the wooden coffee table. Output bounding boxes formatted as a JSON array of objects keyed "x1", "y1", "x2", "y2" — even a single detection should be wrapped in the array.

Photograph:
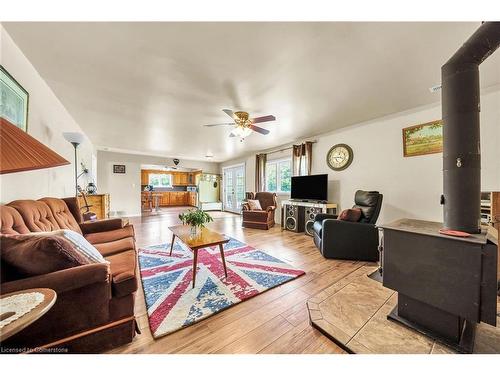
[{"x1": 168, "y1": 225, "x2": 230, "y2": 288}]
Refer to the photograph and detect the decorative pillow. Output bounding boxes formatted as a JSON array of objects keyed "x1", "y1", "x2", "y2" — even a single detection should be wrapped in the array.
[
  {"x1": 1, "y1": 233, "x2": 91, "y2": 277},
  {"x1": 247, "y1": 199, "x2": 262, "y2": 210},
  {"x1": 52, "y1": 229, "x2": 108, "y2": 264},
  {"x1": 338, "y1": 208, "x2": 362, "y2": 222}
]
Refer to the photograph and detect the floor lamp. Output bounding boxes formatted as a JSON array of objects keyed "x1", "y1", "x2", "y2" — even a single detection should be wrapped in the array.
[{"x1": 62, "y1": 132, "x2": 85, "y2": 196}]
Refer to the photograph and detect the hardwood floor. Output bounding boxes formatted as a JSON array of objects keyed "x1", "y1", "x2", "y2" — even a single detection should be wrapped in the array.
[{"x1": 108, "y1": 207, "x2": 369, "y2": 354}]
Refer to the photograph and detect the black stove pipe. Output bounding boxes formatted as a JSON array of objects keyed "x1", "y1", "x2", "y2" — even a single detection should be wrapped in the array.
[{"x1": 442, "y1": 22, "x2": 500, "y2": 233}]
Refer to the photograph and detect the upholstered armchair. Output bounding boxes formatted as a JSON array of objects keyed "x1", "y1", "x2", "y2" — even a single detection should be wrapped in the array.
[
  {"x1": 312, "y1": 190, "x2": 383, "y2": 261},
  {"x1": 242, "y1": 192, "x2": 278, "y2": 230}
]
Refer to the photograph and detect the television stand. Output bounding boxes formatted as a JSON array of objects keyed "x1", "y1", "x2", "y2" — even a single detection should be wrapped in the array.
[
  {"x1": 282, "y1": 199, "x2": 337, "y2": 210},
  {"x1": 281, "y1": 199, "x2": 337, "y2": 235},
  {"x1": 289, "y1": 199, "x2": 328, "y2": 204}
]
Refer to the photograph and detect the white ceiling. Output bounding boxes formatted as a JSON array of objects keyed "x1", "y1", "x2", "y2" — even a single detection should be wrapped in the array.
[{"x1": 4, "y1": 22, "x2": 500, "y2": 162}]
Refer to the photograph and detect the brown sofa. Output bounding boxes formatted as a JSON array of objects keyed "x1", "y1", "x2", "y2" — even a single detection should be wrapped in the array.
[
  {"x1": 241, "y1": 192, "x2": 277, "y2": 230},
  {"x1": 0, "y1": 197, "x2": 138, "y2": 353}
]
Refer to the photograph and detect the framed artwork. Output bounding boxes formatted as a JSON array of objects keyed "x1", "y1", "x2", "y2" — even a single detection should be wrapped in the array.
[
  {"x1": 0, "y1": 65, "x2": 29, "y2": 132},
  {"x1": 402, "y1": 120, "x2": 443, "y2": 157},
  {"x1": 113, "y1": 164, "x2": 126, "y2": 174}
]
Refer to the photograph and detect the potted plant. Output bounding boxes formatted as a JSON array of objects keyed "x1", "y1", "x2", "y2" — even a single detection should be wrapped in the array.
[{"x1": 178, "y1": 209, "x2": 214, "y2": 236}]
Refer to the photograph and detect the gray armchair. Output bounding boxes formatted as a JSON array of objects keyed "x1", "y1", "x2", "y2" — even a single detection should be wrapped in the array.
[{"x1": 312, "y1": 190, "x2": 383, "y2": 261}]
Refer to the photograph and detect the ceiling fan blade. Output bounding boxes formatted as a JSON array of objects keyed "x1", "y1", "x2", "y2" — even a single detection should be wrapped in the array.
[
  {"x1": 204, "y1": 122, "x2": 235, "y2": 127},
  {"x1": 222, "y1": 109, "x2": 236, "y2": 120},
  {"x1": 251, "y1": 115, "x2": 276, "y2": 124},
  {"x1": 249, "y1": 124, "x2": 270, "y2": 135}
]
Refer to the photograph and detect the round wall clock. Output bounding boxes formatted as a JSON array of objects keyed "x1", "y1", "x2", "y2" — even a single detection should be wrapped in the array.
[{"x1": 326, "y1": 143, "x2": 354, "y2": 171}]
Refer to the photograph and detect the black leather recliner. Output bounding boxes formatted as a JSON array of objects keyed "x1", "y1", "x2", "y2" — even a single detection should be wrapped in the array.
[{"x1": 312, "y1": 190, "x2": 383, "y2": 261}]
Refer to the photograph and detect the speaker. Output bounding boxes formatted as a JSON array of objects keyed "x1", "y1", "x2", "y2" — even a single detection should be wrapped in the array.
[
  {"x1": 284, "y1": 204, "x2": 305, "y2": 233},
  {"x1": 304, "y1": 207, "x2": 323, "y2": 236}
]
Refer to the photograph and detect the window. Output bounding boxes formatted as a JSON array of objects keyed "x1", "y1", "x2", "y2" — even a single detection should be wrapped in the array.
[
  {"x1": 265, "y1": 158, "x2": 292, "y2": 193},
  {"x1": 148, "y1": 173, "x2": 172, "y2": 188}
]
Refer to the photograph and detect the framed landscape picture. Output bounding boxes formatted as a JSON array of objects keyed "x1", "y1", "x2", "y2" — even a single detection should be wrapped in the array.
[
  {"x1": 402, "y1": 120, "x2": 443, "y2": 157},
  {"x1": 0, "y1": 65, "x2": 29, "y2": 132}
]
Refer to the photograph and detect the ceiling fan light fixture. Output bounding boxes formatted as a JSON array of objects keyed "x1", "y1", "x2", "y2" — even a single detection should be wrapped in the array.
[
  {"x1": 232, "y1": 126, "x2": 252, "y2": 138},
  {"x1": 207, "y1": 108, "x2": 275, "y2": 138}
]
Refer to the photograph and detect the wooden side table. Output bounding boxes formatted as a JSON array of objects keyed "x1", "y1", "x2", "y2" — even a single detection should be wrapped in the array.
[
  {"x1": 78, "y1": 193, "x2": 110, "y2": 220},
  {"x1": 0, "y1": 288, "x2": 57, "y2": 342}
]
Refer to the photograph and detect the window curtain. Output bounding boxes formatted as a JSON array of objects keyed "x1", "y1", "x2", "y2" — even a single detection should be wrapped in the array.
[
  {"x1": 255, "y1": 153, "x2": 267, "y2": 192},
  {"x1": 292, "y1": 141, "x2": 313, "y2": 176}
]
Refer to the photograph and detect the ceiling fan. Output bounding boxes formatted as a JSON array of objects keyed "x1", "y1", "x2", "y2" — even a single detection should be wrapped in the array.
[{"x1": 204, "y1": 109, "x2": 276, "y2": 139}]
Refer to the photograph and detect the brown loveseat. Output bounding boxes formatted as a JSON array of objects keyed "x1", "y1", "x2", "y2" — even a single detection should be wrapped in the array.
[
  {"x1": 0, "y1": 197, "x2": 138, "y2": 353},
  {"x1": 241, "y1": 192, "x2": 277, "y2": 230}
]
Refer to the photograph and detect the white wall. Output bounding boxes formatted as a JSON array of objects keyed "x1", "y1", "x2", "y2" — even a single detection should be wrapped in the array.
[
  {"x1": 221, "y1": 89, "x2": 500, "y2": 225},
  {"x1": 0, "y1": 26, "x2": 95, "y2": 203},
  {"x1": 97, "y1": 150, "x2": 220, "y2": 216}
]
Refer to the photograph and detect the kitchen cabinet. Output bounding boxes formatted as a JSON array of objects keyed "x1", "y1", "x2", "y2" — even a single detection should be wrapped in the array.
[
  {"x1": 168, "y1": 192, "x2": 177, "y2": 205},
  {"x1": 141, "y1": 170, "x2": 149, "y2": 185},
  {"x1": 172, "y1": 173, "x2": 188, "y2": 186},
  {"x1": 188, "y1": 192, "x2": 197, "y2": 207},
  {"x1": 168, "y1": 192, "x2": 183, "y2": 205},
  {"x1": 142, "y1": 190, "x2": 197, "y2": 208},
  {"x1": 171, "y1": 173, "x2": 184, "y2": 186},
  {"x1": 172, "y1": 174, "x2": 180, "y2": 186},
  {"x1": 143, "y1": 170, "x2": 200, "y2": 187},
  {"x1": 194, "y1": 171, "x2": 202, "y2": 185},
  {"x1": 160, "y1": 192, "x2": 170, "y2": 206},
  {"x1": 179, "y1": 192, "x2": 189, "y2": 205},
  {"x1": 181, "y1": 174, "x2": 188, "y2": 185},
  {"x1": 169, "y1": 193, "x2": 175, "y2": 205}
]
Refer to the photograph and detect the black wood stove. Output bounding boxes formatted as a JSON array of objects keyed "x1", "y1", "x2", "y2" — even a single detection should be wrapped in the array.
[
  {"x1": 380, "y1": 22, "x2": 500, "y2": 353},
  {"x1": 380, "y1": 219, "x2": 497, "y2": 353}
]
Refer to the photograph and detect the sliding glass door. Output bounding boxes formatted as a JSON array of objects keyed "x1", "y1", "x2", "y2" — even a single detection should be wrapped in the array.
[{"x1": 223, "y1": 164, "x2": 245, "y2": 213}]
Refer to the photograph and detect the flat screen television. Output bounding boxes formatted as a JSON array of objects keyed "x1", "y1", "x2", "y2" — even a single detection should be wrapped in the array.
[{"x1": 290, "y1": 174, "x2": 328, "y2": 201}]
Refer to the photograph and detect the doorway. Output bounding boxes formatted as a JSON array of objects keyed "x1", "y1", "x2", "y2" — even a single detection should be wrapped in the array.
[{"x1": 222, "y1": 164, "x2": 245, "y2": 213}]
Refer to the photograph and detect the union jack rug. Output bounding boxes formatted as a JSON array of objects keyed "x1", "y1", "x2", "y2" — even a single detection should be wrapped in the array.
[{"x1": 138, "y1": 237, "x2": 305, "y2": 338}]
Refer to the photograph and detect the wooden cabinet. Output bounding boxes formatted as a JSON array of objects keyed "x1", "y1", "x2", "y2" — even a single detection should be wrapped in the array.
[
  {"x1": 142, "y1": 169, "x2": 200, "y2": 187},
  {"x1": 141, "y1": 170, "x2": 149, "y2": 185},
  {"x1": 78, "y1": 194, "x2": 110, "y2": 220},
  {"x1": 172, "y1": 173, "x2": 189, "y2": 186},
  {"x1": 142, "y1": 192, "x2": 169, "y2": 209},
  {"x1": 181, "y1": 174, "x2": 189, "y2": 185},
  {"x1": 169, "y1": 192, "x2": 187, "y2": 205},
  {"x1": 172, "y1": 174, "x2": 181, "y2": 186},
  {"x1": 188, "y1": 192, "x2": 197, "y2": 207},
  {"x1": 141, "y1": 168, "x2": 201, "y2": 208},
  {"x1": 160, "y1": 192, "x2": 170, "y2": 206},
  {"x1": 176, "y1": 192, "x2": 184, "y2": 205},
  {"x1": 142, "y1": 190, "x2": 197, "y2": 208},
  {"x1": 169, "y1": 192, "x2": 178, "y2": 205}
]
